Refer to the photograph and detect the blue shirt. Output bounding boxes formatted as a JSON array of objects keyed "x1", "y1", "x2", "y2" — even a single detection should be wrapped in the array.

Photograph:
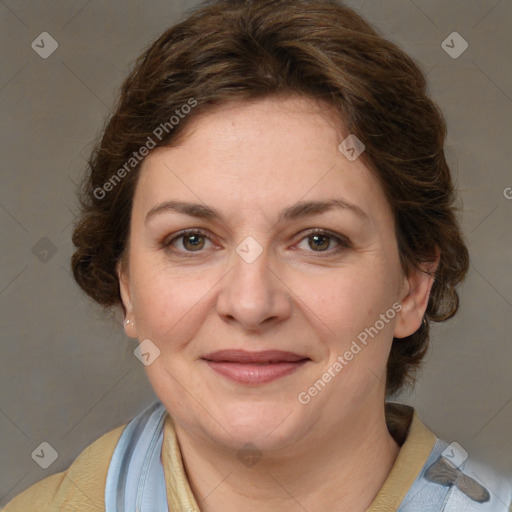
[{"x1": 104, "y1": 400, "x2": 512, "y2": 511}]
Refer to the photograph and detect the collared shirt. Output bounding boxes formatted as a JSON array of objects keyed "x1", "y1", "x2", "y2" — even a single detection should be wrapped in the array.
[{"x1": 3, "y1": 401, "x2": 511, "y2": 511}]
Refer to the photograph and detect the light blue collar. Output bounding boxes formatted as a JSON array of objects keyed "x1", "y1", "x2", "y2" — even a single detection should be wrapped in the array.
[
  {"x1": 105, "y1": 401, "x2": 169, "y2": 512},
  {"x1": 105, "y1": 400, "x2": 512, "y2": 511}
]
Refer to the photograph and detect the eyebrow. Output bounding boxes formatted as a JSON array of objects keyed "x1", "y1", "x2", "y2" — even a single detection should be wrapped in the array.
[{"x1": 145, "y1": 198, "x2": 369, "y2": 225}]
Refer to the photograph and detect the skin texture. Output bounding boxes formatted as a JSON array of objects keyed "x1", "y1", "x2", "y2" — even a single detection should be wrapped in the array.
[{"x1": 117, "y1": 96, "x2": 437, "y2": 512}]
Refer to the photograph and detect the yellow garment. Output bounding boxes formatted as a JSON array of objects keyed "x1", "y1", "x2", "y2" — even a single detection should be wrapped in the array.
[
  {"x1": 2, "y1": 425, "x2": 125, "y2": 511},
  {"x1": 2, "y1": 403, "x2": 436, "y2": 511}
]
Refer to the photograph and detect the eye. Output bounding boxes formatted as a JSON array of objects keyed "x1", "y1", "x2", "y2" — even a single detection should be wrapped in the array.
[
  {"x1": 163, "y1": 229, "x2": 215, "y2": 253},
  {"x1": 162, "y1": 228, "x2": 350, "y2": 256},
  {"x1": 295, "y1": 228, "x2": 351, "y2": 254}
]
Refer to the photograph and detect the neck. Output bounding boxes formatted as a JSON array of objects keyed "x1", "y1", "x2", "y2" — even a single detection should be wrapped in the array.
[{"x1": 173, "y1": 399, "x2": 401, "y2": 512}]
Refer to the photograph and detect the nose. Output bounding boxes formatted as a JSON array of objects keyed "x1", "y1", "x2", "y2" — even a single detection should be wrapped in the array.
[{"x1": 216, "y1": 242, "x2": 293, "y2": 332}]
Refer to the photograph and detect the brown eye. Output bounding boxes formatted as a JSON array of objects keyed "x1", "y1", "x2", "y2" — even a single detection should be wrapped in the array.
[
  {"x1": 295, "y1": 229, "x2": 351, "y2": 255},
  {"x1": 308, "y1": 233, "x2": 331, "y2": 251},
  {"x1": 182, "y1": 233, "x2": 206, "y2": 251},
  {"x1": 163, "y1": 229, "x2": 214, "y2": 253}
]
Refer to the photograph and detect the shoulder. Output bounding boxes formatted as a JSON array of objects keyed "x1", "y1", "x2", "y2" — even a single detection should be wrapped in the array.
[
  {"x1": 403, "y1": 434, "x2": 512, "y2": 511},
  {"x1": 2, "y1": 423, "x2": 126, "y2": 512},
  {"x1": 385, "y1": 403, "x2": 512, "y2": 511},
  {"x1": 438, "y1": 450, "x2": 512, "y2": 511}
]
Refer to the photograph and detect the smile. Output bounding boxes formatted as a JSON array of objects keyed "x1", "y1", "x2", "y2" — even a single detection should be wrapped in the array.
[{"x1": 202, "y1": 350, "x2": 310, "y2": 384}]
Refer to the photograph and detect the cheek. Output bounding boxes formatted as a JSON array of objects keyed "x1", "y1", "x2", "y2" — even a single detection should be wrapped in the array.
[
  {"x1": 129, "y1": 257, "x2": 223, "y2": 344},
  {"x1": 292, "y1": 267, "x2": 369, "y2": 317},
  {"x1": 290, "y1": 263, "x2": 398, "y2": 343},
  {"x1": 130, "y1": 266, "x2": 180, "y2": 326}
]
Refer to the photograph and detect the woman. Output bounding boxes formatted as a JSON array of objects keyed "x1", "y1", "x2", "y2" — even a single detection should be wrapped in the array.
[{"x1": 4, "y1": 0, "x2": 510, "y2": 510}]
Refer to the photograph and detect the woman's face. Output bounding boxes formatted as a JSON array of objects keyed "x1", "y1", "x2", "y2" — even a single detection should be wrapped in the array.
[{"x1": 118, "y1": 96, "x2": 428, "y2": 451}]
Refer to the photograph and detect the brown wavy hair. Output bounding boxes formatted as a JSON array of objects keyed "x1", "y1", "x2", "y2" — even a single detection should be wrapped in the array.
[{"x1": 71, "y1": 0, "x2": 469, "y2": 396}]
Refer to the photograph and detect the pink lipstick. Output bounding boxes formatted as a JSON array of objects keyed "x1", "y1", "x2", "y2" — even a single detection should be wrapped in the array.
[{"x1": 202, "y1": 349, "x2": 309, "y2": 384}]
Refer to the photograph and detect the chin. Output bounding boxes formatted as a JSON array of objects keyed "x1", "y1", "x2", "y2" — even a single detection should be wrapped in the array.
[{"x1": 212, "y1": 401, "x2": 305, "y2": 450}]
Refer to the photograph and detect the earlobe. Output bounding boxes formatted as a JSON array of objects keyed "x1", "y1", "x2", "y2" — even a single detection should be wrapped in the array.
[
  {"x1": 116, "y1": 259, "x2": 138, "y2": 338},
  {"x1": 394, "y1": 250, "x2": 440, "y2": 339}
]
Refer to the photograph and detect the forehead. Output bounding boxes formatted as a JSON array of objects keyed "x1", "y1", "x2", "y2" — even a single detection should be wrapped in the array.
[
  {"x1": 132, "y1": 96, "x2": 390, "y2": 225},
  {"x1": 153, "y1": 96, "x2": 346, "y2": 170}
]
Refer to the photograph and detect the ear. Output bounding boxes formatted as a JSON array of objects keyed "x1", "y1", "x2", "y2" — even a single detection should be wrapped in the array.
[
  {"x1": 116, "y1": 258, "x2": 138, "y2": 338},
  {"x1": 394, "y1": 248, "x2": 440, "y2": 339}
]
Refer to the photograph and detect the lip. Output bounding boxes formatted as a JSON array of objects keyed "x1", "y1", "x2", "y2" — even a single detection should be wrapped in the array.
[{"x1": 202, "y1": 350, "x2": 310, "y2": 384}]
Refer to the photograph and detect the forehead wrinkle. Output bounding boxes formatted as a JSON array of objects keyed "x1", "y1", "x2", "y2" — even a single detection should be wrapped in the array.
[{"x1": 145, "y1": 198, "x2": 369, "y2": 228}]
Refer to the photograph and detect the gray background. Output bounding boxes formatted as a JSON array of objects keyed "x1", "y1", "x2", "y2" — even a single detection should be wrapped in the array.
[{"x1": 1, "y1": 0, "x2": 511, "y2": 505}]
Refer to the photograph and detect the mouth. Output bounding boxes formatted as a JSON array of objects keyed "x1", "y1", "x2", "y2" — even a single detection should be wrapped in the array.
[{"x1": 201, "y1": 349, "x2": 310, "y2": 384}]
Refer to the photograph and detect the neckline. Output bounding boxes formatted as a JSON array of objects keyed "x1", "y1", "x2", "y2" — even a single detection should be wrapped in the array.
[{"x1": 160, "y1": 402, "x2": 437, "y2": 512}]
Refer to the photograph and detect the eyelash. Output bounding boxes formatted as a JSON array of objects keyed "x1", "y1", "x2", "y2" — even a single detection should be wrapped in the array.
[{"x1": 162, "y1": 228, "x2": 351, "y2": 256}]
